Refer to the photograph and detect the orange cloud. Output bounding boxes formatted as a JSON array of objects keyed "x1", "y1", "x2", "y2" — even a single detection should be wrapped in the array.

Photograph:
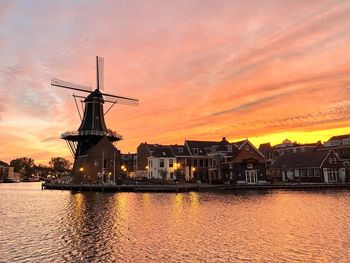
[{"x1": 0, "y1": 0, "x2": 350, "y2": 164}]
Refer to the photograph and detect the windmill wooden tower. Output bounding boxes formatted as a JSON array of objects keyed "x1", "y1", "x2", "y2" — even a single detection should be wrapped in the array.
[{"x1": 52, "y1": 56, "x2": 139, "y2": 183}]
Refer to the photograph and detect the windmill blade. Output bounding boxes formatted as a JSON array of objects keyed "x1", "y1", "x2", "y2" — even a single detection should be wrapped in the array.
[
  {"x1": 73, "y1": 94, "x2": 138, "y2": 106},
  {"x1": 102, "y1": 92, "x2": 139, "y2": 104},
  {"x1": 51, "y1": 78, "x2": 92, "y2": 94},
  {"x1": 97, "y1": 56, "x2": 104, "y2": 91}
]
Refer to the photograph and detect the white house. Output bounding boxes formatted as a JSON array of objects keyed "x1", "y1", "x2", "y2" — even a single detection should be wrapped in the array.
[{"x1": 147, "y1": 145, "x2": 177, "y2": 180}]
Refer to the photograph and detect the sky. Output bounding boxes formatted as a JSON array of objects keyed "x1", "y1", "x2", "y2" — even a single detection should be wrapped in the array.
[{"x1": 0, "y1": 0, "x2": 350, "y2": 164}]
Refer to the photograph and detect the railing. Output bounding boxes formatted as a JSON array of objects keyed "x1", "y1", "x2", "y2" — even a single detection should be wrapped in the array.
[{"x1": 61, "y1": 129, "x2": 123, "y2": 139}]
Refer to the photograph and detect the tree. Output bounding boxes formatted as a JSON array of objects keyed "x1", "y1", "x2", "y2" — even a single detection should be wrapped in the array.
[
  {"x1": 10, "y1": 157, "x2": 35, "y2": 177},
  {"x1": 49, "y1": 157, "x2": 72, "y2": 173}
]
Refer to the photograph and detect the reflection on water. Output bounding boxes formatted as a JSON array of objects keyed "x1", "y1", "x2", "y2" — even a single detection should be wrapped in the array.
[{"x1": 1, "y1": 183, "x2": 350, "y2": 262}]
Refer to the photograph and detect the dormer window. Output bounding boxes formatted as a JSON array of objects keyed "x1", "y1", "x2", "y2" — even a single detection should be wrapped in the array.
[{"x1": 193, "y1": 148, "x2": 198, "y2": 155}]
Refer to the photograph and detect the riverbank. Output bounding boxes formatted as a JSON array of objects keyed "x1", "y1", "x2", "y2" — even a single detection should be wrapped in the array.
[{"x1": 42, "y1": 182, "x2": 350, "y2": 192}]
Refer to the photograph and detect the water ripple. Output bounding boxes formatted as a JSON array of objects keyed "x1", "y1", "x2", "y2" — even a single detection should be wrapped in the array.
[{"x1": 1, "y1": 183, "x2": 350, "y2": 262}]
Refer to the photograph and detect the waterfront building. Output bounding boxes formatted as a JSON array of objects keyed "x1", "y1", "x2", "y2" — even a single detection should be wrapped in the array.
[
  {"x1": 184, "y1": 139, "x2": 221, "y2": 182},
  {"x1": 218, "y1": 140, "x2": 267, "y2": 184},
  {"x1": 270, "y1": 150, "x2": 346, "y2": 183},
  {"x1": 121, "y1": 153, "x2": 137, "y2": 176},
  {"x1": 169, "y1": 145, "x2": 192, "y2": 181},
  {"x1": 318, "y1": 134, "x2": 350, "y2": 159},
  {"x1": 273, "y1": 139, "x2": 321, "y2": 156},
  {"x1": 147, "y1": 145, "x2": 177, "y2": 180}
]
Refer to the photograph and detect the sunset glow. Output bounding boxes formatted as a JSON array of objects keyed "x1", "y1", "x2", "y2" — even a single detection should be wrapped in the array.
[{"x1": 1, "y1": 0, "x2": 350, "y2": 164}]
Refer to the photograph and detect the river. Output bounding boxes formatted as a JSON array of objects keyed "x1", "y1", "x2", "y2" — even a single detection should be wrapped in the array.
[{"x1": 1, "y1": 182, "x2": 350, "y2": 262}]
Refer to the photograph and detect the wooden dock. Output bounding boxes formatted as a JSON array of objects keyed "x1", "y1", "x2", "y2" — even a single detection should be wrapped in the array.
[{"x1": 42, "y1": 182, "x2": 350, "y2": 193}]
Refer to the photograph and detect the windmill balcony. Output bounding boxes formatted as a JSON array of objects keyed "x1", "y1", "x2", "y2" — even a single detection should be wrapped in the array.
[{"x1": 61, "y1": 129, "x2": 123, "y2": 140}]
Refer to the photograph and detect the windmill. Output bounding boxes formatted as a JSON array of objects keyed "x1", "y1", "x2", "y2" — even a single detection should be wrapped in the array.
[{"x1": 52, "y1": 56, "x2": 139, "y2": 184}]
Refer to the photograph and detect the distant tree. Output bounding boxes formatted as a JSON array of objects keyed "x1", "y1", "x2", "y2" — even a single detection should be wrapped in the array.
[
  {"x1": 49, "y1": 157, "x2": 72, "y2": 173},
  {"x1": 10, "y1": 157, "x2": 35, "y2": 177},
  {"x1": 159, "y1": 169, "x2": 168, "y2": 180}
]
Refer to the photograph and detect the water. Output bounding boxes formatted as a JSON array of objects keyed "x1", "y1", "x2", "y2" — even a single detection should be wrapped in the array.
[{"x1": 1, "y1": 183, "x2": 350, "y2": 262}]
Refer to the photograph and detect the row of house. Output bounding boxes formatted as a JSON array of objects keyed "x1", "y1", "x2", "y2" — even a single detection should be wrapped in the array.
[
  {"x1": 135, "y1": 134, "x2": 350, "y2": 185},
  {"x1": 137, "y1": 137, "x2": 268, "y2": 184}
]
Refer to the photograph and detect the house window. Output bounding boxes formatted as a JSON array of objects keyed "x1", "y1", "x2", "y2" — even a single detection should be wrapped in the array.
[
  {"x1": 178, "y1": 148, "x2": 183, "y2": 153},
  {"x1": 226, "y1": 145, "x2": 232, "y2": 151},
  {"x1": 213, "y1": 159, "x2": 217, "y2": 166},
  {"x1": 314, "y1": 169, "x2": 321, "y2": 177},
  {"x1": 300, "y1": 169, "x2": 307, "y2": 177},
  {"x1": 333, "y1": 158, "x2": 337, "y2": 164},
  {"x1": 205, "y1": 160, "x2": 208, "y2": 167},
  {"x1": 160, "y1": 159, "x2": 164, "y2": 168},
  {"x1": 193, "y1": 148, "x2": 198, "y2": 155},
  {"x1": 329, "y1": 157, "x2": 333, "y2": 164},
  {"x1": 199, "y1": 159, "x2": 203, "y2": 167},
  {"x1": 247, "y1": 163, "x2": 253, "y2": 169},
  {"x1": 170, "y1": 172, "x2": 174, "y2": 179},
  {"x1": 307, "y1": 169, "x2": 314, "y2": 177},
  {"x1": 194, "y1": 159, "x2": 198, "y2": 167},
  {"x1": 103, "y1": 159, "x2": 107, "y2": 169},
  {"x1": 169, "y1": 159, "x2": 173, "y2": 168},
  {"x1": 205, "y1": 148, "x2": 210, "y2": 153},
  {"x1": 245, "y1": 145, "x2": 250, "y2": 151}
]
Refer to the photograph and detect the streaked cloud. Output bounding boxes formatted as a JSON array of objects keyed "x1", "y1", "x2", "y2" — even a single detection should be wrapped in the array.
[{"x1": 0, "y1": 0, "x2": 350, "y2": 163}]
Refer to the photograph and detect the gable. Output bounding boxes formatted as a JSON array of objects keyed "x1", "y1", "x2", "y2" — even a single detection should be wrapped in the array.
[
  {"x1": 232, "y1": 144, "x2": 266, "y2": 163},
  {"x1": 320, "y1": 150, "x2": 344, "y2": 168}
]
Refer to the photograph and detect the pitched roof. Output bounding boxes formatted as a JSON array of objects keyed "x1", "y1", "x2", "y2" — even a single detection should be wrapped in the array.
[
  {"x1": 258, "y1": 143, "x2": 272, "y2": 152},
  {"x1": 169, "y1": 145, "x2": 190, "y2": 156},
  {"x1": 149, "y1": 145, "x2": 175, "y2": 158},
  {"x1": 328, "y1": 134, "x2": 350, "y2": 141},
  {"x1": 185, "y1": 140, "x2": 221, "y2": 155},
  {"x1": 185, "y1": 140, "x2": 220, "y2": 149},
  {"x1": 216, "y1": 137, "x2": 231, "y2": 151},
  {"x1": 271, "y1": 151, "x2": 330, "y2": 169}
]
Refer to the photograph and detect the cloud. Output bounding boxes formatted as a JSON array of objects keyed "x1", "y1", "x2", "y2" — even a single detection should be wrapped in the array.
[{"x1": 1, "y1": 0, "x2": 350, "y2": 163}]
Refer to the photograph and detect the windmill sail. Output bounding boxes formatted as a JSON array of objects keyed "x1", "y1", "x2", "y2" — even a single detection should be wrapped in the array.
[{"x1": 97, "y1": 56, "x2": 104, "y2": 90}]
